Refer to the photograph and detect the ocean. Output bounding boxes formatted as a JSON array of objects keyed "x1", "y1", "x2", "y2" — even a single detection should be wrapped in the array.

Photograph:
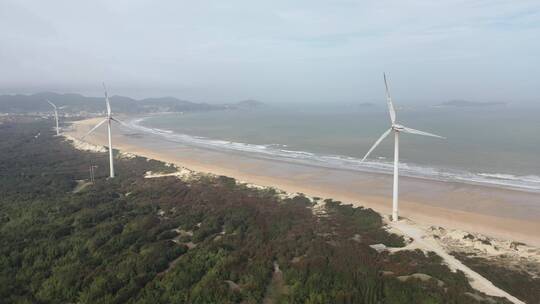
[{"x1": 127, "y1": 102, "x2": 540, "y2": 192}]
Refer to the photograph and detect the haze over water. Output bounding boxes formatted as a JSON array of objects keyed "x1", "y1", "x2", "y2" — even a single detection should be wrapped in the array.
[{"x1": 133, "y1": 102, "x2": 540, "y2": 192}]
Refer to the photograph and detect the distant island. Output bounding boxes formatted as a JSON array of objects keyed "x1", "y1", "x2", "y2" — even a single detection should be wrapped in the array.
[
  {"x1": 438, "y1": 100, "x2": 506, "y2": 108},
  {"x1": 234, "y1": 99, "x2": 265, "y2": 108},
  {"x1": 0, "y1": 92, "x2": 264, "y2": 115}
]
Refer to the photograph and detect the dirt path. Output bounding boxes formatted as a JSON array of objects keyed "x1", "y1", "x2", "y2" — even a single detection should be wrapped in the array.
[
  {"x1": 389, "y1": 220, "x2": 525, "y2": 304},
  {"x1": 262, "y1": 262, "x2": 287, "y2": 304},
  {"x1": 72, "y1": 180, "x2": 92, "y2": 193}
]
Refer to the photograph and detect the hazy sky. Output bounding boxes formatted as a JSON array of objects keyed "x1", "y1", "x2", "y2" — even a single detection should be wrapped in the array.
[{"x1": 1, "y1": 0, "x2": 539, "y2": 103}]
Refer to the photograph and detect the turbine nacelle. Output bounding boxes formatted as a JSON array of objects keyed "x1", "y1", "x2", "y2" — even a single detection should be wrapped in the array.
[{"x1": 392, "y1": 124, "x2": 405, "y2": 132}]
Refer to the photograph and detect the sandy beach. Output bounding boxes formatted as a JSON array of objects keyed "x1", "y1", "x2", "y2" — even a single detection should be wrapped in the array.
[{"x1": 66, "y1": 117, "x2": 540, "y2": 247}]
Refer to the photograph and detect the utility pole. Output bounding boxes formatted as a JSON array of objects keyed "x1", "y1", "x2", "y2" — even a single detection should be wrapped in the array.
[{"x1": 89, "y1": 165, "x2": 98, "y2": 183}]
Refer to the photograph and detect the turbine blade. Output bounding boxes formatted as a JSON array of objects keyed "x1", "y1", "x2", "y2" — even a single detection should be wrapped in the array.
[
  {"x1": 361, "y1": 128, "x2": 392, "y2": 162},
  {"x1": 103, "y1": 82, "x2": 111, "y2": 116},
  {"x1": 81, "y1": 118, "x2": 108, "y2": 140},
  {"x1": 384, "y1": 73, "x2": 397, "y2": 124},
  {"x1": 111, "y1": 117, "x2": 132, "y2": 129},
  {"x1": 402, "y1": 126, "x2": 445, "y2": 139},
  {"x1": 46, "y1": 99, "x2": 57, "y2": 109}
]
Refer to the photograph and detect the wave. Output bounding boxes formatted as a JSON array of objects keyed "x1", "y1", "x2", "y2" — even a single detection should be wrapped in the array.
[{"x1": 126, "y1": 117, "x2": 540, "y2": 193}]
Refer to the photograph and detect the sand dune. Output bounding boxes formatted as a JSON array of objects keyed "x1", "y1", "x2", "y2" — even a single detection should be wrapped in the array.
[{"x1": 65, "y1": 117, "x2": 540, "y2": 247}]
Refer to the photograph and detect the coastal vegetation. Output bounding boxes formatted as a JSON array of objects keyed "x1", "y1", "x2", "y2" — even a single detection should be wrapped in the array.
[{"x1": 0, "y1": 118, "x2": 512, "y2": 303}]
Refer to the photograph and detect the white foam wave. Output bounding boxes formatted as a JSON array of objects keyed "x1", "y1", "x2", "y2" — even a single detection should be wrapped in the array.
[{"x1": 127, "y1": 118, "x2": 540, "y2": 193}]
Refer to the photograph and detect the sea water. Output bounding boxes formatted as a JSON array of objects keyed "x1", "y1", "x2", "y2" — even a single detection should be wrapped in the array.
[{"x1": 128, "y1": 102, "x2": 540, "y2": 192}]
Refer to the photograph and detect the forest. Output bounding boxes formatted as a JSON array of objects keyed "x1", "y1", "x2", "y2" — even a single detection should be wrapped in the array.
[{"x1": 0, "y1": 118, "x2": 512, "y2": 303}]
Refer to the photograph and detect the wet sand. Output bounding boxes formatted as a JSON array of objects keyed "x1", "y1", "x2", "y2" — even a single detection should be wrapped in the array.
[{"x1": 66, "y1": 117, "x2": 540, "y2": 246}]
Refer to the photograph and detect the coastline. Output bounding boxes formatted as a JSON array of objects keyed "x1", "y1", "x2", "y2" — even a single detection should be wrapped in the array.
[{"x1": 65, "y1": 117, "x2": 540, "y2": 247}]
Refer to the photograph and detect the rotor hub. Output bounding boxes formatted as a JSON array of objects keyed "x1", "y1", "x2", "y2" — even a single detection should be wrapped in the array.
[{"x1": 392, "y1": 124, "x2": 405, "y2": 132}]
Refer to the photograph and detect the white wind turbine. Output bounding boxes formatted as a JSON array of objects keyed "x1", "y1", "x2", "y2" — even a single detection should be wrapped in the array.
[
  {"x1": 361, "y1": 74, "x2": 444, "y2": 222},
  {"x1": 46, "y1": 99, "x2": 60, "y2": 136},
  {"x1": 82, "y1": 83, "x2": 126, "y2": 178}
]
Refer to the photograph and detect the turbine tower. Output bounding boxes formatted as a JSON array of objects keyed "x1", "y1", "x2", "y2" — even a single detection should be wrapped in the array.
[
  {"x1": 46, "y1": 99, "x2": 60, "y2": 136},
  {"x1": 82, "y1": 83, "x2": 126, "y2": 178},
  {"x1": 361, "y1": 73, "x2": 444, "y2": 222}
]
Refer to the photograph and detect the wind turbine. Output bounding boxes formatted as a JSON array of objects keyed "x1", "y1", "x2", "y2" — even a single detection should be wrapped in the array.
[
  {"x1": 46, "y1": 99, "x2": 60, "y2": 136},
  {"x1": 82, "y1": 83, "x2": 125, "y2": 178},
  {"x1": 361, "y1": 74, "x2": 444, "y2": 222}
]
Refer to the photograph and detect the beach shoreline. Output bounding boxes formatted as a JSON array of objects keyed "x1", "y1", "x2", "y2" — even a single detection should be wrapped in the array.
[{"x1": 65, "y1": 117, "x2": 540, "y2": 247}]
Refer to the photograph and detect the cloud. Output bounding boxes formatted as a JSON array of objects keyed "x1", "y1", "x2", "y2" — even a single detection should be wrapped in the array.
[{"x1": 1, "y1": 0, "x2": 539, "y2": 103}]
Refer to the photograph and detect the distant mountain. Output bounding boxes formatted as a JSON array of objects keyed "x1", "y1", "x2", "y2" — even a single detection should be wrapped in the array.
[
  {"x1": 438, "y1": 100, "x2": 506, "y2": 107},
  {"x1": 0, "y1": 92, "x2": 229, "y2": 114}
]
